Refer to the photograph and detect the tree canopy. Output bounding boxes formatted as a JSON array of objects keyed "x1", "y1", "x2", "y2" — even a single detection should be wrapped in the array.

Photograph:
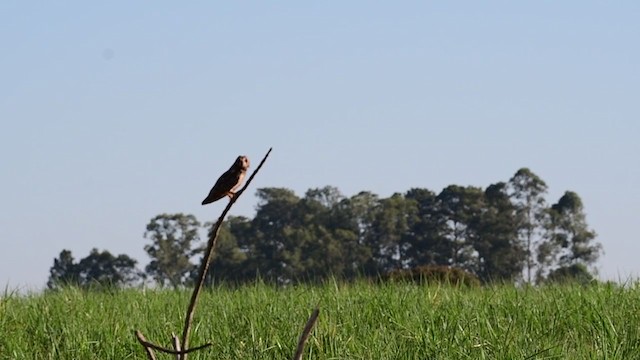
[
  {"x1": 143, "y1": 213, "x2": 201, "y2": 289},
  {"x1": 47, "y1": 249, "x2": 139, "y2": 290},
  {"x1": 47, "y1": 168, "x2": 603, "y2": 288},
  {"x1": 193, "y1": 168, "x2": 601, "y2": 285}
]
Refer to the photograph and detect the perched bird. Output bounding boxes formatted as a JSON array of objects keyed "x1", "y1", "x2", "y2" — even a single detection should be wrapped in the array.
[{"x1": 202, "y1": 155, "x2": 250, "y2": 205}]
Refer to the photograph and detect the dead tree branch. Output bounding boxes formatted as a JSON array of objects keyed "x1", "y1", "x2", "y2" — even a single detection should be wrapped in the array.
[
  {"x1": 180, "y1": 147, "x2": 273, "y2": 359},
  {"x1": 292, "y1": 307, "x2": 320, "y2": 360},
  {"x1": 172, "y1": 333, "x2": 181, "y2": 360},
  {"x1": 135, "y1": 330, "x2": 158, "y2": 360}
]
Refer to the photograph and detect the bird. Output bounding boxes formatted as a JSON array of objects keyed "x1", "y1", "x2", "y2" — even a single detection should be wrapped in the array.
[{"x1": 201, "y1": 155, "x2": 250, "y2": 205}]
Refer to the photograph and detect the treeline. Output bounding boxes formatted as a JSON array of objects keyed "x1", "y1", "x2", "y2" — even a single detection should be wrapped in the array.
[{"x1": 47, "y1": 168, "x2": 602, "y2": 289}]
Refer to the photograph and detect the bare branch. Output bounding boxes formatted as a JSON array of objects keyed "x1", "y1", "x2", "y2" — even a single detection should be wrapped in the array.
[
  {"x1": 180, "y1": 147, "x2": 273, "y2": 359},
  {"x1": 135, "y1": 330, "x2": 212, "y2": 355},
  {"x1": 292, "y1": 308, "x2": 320, "y2": 360},
  {"x1": 135, "y1": 330, "x2": 158, "y2": 360},
  {"x1": 172, "y1": 333, "x2": 181, "y2": 360}
]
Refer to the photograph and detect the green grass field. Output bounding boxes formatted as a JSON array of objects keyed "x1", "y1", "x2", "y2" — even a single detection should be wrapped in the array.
[{"x1": 2, "y1": 281, "x2": 640, "y2": 359}]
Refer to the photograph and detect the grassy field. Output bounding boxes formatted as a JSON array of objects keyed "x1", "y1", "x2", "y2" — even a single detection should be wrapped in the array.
[{"x1": 2, "y1": 281, "x2": 640, "y2": 359}]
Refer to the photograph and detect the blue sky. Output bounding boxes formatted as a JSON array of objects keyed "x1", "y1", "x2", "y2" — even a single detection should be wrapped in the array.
[{"x1": 1, "y1": 2, "x2": 639, "y2": 290}]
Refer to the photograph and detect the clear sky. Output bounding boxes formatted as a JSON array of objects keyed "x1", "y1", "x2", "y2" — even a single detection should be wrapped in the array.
[{"x1": 2, "y1": 2, "x2": 639, "y2": 291}]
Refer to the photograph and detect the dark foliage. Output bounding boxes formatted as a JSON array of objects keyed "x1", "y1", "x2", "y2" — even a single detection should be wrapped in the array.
[
  {"x1": 47, "y1": 248, "x2": 140, "y2": 290},
  {"x1": 545, "y1": 264, "x2": 596, "y2": 285}
]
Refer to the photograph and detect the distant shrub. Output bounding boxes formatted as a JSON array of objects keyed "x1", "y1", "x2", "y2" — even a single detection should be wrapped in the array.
[{"x1": 384, "y1": 265, "x2": 481, "y2": 287}]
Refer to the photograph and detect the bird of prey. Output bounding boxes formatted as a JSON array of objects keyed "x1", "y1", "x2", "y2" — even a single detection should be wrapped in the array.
[{"x1": 201, "y1": 155, "x2": 250, "y2": 205}]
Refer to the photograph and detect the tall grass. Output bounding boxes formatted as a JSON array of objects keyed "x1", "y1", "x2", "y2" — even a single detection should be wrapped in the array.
[{"x1": 2, "y1": 281, "x2": 640, "y2": 359}]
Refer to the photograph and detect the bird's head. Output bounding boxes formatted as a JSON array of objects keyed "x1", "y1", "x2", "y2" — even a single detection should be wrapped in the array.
[{"x1": 235, "y1": 155, "x2": 250, "y2": 171}]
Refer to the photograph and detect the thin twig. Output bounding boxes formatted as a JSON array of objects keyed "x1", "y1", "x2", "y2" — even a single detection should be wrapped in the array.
[
  {"x1": 180, "y1": 147, "x2": 273, "y2": 359},
  {"x1": 172, "y1": 333, "x2": 181, "y2": 360},
  {"x1": 292, "y1": 308, "x2": 320, "y2": 360},
  {"x1": 135, "y1": 330, "x2": 158, "y2": 360},
  {"x1": 135, "y1": 330, "x2": 212, "y2": 355}
]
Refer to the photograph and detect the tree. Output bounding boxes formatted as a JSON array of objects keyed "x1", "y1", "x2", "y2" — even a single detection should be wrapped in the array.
[
  {"x1": 436, "y1": 185, "x2": 485, "y2": 272},
  {"x1": 368, "y1": 193, "x2": 416, "y2": 272},
  {"x1": 294, "y1": 187, "x2": 350, "y2": 280},
  {"x1": 242, "y1": 188, "x2": 302, "y2": 284},
  {"x1": 508, "y1": 168, "x2": 548, "y2": 282},
  {"x1": 237, "y1": 187, "x2": 369, "y2": 283},
  {"x1": 473, "y1": 182, "x2": 524, "y2": 282},
  {"x1": 47, "y1": 250, "x2": 80, "y2": 289},
  {"x1": 331, "y1": 191, "x2": 379, "y2": 277},
  {"x1": 540, "y1": 191, "x2": 602, "y2": 280},
  {"x1": 144, "y1": 213, "x2": 201, "y2": 289},
  {"x1": 304, "y1": 186, "x2": 344, "y2": 209},
  {"x1": 403, "y1": 188, "x2": 449, "y2": 267},
  {"x1": 200, "y1": 216, "x2": 250, "y2": 285},
  {"x1": 47, "y1": 249, "x2": 140, "y2": 290},
  {"x1": 545, "y1": 263, "x2": 595, "y2": 285},
  {"x1": 131, "y1": 178, "x2": 602, "y2": 286},
  {"x1": 76, "y1": 249, "x2": 140, "y2": 288}
]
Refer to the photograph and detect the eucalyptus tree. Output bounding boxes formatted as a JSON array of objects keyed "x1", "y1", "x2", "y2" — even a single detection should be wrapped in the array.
[
  {"x1": 403, "y1": 188, "x2": 449, "y2": 267},
  {"x1": 144, "y1": 213, "x2": 201, "y2": 289},
  {"x1": 243, "y1": 187, "x2": 301, "y2": 284},
  {"x1": 508, "y1": 168, "x2": 548, "y2": 283},
  {"x1": 331, "y1": 191, "x2": 379, "y2": 277},
  {"x1": 435, "y1": 185, "x2": 485, "y2": 273},
  {"x1": 368, "y1": 193, "x2": 417, "y2": 272},
  {"x1": 473, "y1": 182, "x2": 524, "y2": 282},
  {"x1": 540, "y1": 191, "x2": 602, "y2": 280}
]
